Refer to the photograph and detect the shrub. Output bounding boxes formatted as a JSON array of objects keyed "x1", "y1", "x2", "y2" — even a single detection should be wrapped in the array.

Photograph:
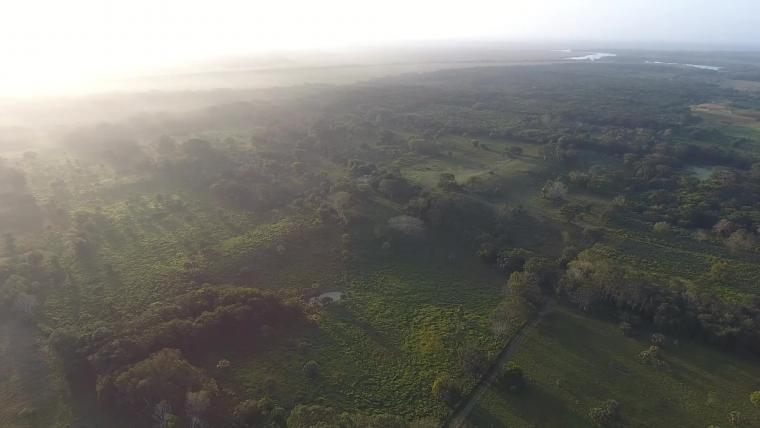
[{"x1": 588, "y1": 399, "x2": 621, "y2": 427}]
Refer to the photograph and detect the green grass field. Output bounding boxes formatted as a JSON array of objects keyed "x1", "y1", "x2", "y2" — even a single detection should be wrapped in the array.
[
  {"x1": 220, "y1": 243, "x2": 507, "y2": 421},
  {"x1": 470, "y1": 306, "x2": 760, "y2": 427}
]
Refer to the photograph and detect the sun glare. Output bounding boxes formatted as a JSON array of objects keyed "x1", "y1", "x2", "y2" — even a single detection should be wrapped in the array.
[{"x1": 0, "y1": 0, "x2": 536, "y2": 96}]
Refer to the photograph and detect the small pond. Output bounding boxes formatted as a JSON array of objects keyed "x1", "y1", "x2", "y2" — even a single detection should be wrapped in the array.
[{"x1": 310, "y1": 291, "x2": 343, "y2": 304}]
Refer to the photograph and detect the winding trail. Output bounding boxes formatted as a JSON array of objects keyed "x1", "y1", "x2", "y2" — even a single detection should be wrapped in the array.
[{"x1": 444, "y1": 301, "x2": 553, "y2": 428}]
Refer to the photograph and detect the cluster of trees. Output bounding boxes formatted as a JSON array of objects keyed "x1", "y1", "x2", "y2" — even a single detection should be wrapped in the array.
[
  {"x1": 547, "y1": 128, "x2": 760, "y2": 246},
  {"x1": 490, "y1": 263, "x2": 551, "y2": 340},
  {"x1": 559, "y1": 250, "x2": 760, "y2": 355},
  {"x1": 611, "y1": 162, "x2": 760, "y2": 238},
  {"x1": 49, "y1": 286, "x2": 306, "y2": 426},
  {"x1": 379, "y1": 63, "x2": 717, "y2": 140},
  {"x1": 156, "y1": 138, "x2": 305, "y2": 212}
]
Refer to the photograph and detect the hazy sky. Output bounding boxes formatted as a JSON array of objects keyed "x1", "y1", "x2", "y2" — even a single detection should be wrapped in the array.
[{"x1": 1, "y1": 0, "x2": 759, "y2": 96}]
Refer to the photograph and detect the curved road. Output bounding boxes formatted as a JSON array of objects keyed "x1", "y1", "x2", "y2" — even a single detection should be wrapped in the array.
[{"x1": 444, "y1": 301, "x2": 553, "y2": 428}]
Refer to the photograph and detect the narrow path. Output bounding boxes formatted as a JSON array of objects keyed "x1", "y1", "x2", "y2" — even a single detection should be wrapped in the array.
[{"x1": 444, "y1": 301, "x2": 553, "y2": 428}]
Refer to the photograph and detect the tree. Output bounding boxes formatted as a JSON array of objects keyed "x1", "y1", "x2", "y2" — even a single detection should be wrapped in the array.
[
  {"x1": 490, "y1": 296, "x2": 532, "y2": 339},
  {"x1": 437, "y1": 173, "x2": 459, "y2": 191},
  {"x1": 542, "y1": 180, "x2": 568, "y2": 203},
  {"x1": 497, "y1": 362, "x2": 526, "y2": 393},
  {"x1": 505, "y1": 271, "x2": 543, "y2": 308},
  {"x1": 706, "y1": 260, "x2": 730, "y2": 283},
  {"x1": 111, "y1": 348, "x2": 215, "y2": 410},
  {"x1": 726, "y1": 229, "x2": 756, "y2": 252},
  {"x1": 749, "y1": 391, "x2": 760, "y2": 408},
  {"x1": 523, "y1": 256, "x2": 559, "y2": 291},
  {"x1": 713, "y1": 219, "x2": 736, "y2": 237}
]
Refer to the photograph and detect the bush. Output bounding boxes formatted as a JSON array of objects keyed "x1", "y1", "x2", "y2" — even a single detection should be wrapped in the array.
[{"x1": 588, "y1": 399, "x2": 621, "y2": 427}]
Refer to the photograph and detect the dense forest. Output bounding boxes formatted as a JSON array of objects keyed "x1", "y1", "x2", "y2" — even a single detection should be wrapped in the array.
[{"x1": 2, "y1": 57, "x2": 760, "y2": 427}]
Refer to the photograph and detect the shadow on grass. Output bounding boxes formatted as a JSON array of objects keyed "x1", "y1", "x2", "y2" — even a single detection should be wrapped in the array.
[
  {"x1": 324, "y1": 303, "x2": 400, "y2": 357},
  {"x1": 467, "y1": 402, "x2": 506, "y2": 428}
]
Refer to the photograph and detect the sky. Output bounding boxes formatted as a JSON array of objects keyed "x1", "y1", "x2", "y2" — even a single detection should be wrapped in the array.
[{"x1": 1, "y1": 0, "x2": 759, "y2": 96}]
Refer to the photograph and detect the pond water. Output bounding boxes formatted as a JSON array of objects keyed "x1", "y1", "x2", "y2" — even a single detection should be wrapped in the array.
[
  {"x1": 310, "y1": 291, "x2": 343, "y2": 304},
  {"x1": 567, "y1": 52, "x2": 617, "y2": 61}
]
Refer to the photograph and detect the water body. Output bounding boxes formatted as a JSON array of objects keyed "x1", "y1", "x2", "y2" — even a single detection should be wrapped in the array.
[
  {"x1": 567, "y1": 52, "x2": 617, "y2": 61},
  {"x1": 646, "y1": 61, "x2": 722, "y2": 71},
  {"x1": 310, "y1": 291, "x2": 343, "y2": 304}
]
